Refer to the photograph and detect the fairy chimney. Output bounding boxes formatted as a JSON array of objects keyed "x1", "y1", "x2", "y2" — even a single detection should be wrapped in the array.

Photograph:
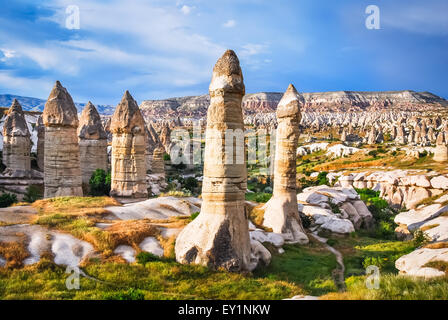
[
  {"x1": 78, "y1": 102, "x2": 108, "y2": 189},
  {"x1": 110, "y1": 91, "x2": 147, "y2": 198},
  {"x1": 263, "y1": 85, "x2": 309, "y2": 244},
  {"x1": 42, "y1": 81, "x2": 83, "y2": 197},
  {"x1": 175, "y1": 50, "x2": 252, "y2": 271},
  {"x1": 2, "y1": 99, "x2": 31, "y2": 176}
]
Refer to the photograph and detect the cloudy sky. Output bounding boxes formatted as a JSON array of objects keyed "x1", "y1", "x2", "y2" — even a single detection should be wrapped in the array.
[{"x1": 0, "y1": 0, "x2": 447, "y2": 105}]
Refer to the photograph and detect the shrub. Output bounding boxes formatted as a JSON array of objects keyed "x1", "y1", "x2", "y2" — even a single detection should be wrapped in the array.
[
  {"x1": 355, "y1": 188, "x2": 397, "y2": 240},
  {"x1": 23, "y1": 185, "x2": 42, "y2": 203},
  {"x1": 328, "y1": 200, "x2": 341, "y2": 214},
  {"x1": 368, "y1": 150, "x2": 378, "y2": 158},
  {"x1": 413, "y1": 229, "x2": 431, "y2": 247},
  {"x1": 0, "y1": 193, "x2": 17, "y2": 208},
  {"x1": 362, "y1": 256, "x2": 386, "y2": 270},
  {"x1": 184, "y1": 177, "x2": 198, "y2": 192},
  {"x1": 89, "y1": 169, "x2": 111, "y2": 196},
  {"x1": 245, "y1": 192, "x2": 272, "y2": 203},
  {"x1": 136, "y1": 252, "x2": 161, "y2": 265},
  {"x1": 316, "y1": 171, "x2": 329, "y2": 185},
  {"x1": 299, "y1": 213, "x2": 311, "y2": 229},
  {"x1": 190, "y1": 212, "x2": 200, "y2": 221},
  {"x1": 163, "y1": 153, "x2": 171, "y2": 161}
]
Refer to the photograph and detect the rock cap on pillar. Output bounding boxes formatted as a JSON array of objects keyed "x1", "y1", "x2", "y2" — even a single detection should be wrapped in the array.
[
  {"x1": 78, "y1": 101, "x2": 107, "y2": 140},
  {"x1": 3, "y1": 99, "x2": 30, "y2": 137},
  {"x1": 209, "y1": 49, "x2": 245, "y2": 95},
  {"x1": 43, "y1": 81, "x2": 79, "y2": 127},
  {"x1": 110, "y1": 91, "x2": 145, "y2": 134},
  {"x1": 276, "y1": 84, "x2": 304, "y2": 119}
]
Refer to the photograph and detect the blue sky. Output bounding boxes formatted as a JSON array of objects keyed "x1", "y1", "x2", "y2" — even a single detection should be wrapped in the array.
[{"x1": 0, "y1": 0, "x2": 447, "y2": 105}]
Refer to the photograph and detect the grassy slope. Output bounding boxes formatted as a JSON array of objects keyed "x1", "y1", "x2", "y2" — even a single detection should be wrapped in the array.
[{"x1": 254, "y1": 241, "x2": 337, "y2": 296}]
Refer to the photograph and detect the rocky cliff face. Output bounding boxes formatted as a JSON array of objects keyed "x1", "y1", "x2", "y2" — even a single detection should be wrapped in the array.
[{"x1": 140, "y1": 90, "x2": 448, "y2": 120}]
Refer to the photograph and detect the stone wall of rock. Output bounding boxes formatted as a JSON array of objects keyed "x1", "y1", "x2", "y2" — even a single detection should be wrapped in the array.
[
  {"x1": 42, "y1": 81, "x2": 83, "y2": 198},
  {"x1": 296, "y1": 185, "x2": 373, "y2": 234},
  {"x1": 333, "y1": 170, "x2": 448, "y2": 209},
  {"x1": 37, "y1": 116, "x2": 45, "y2": 171},
  {"x1": 263, "y1": 84, "x2": 308, "y2": 244},
  {"x1": 175, "y1": 50, "x2": 255, "y2": 271},
  {"x1": 2, "y1": 99, "x2": 31, "y2": 176},
  {"x1": 78, "y1": 102, "x2": 108, "y2": 188},
  {"x1": 110, "y1": 91, "x2": 147, "y2": 198}
]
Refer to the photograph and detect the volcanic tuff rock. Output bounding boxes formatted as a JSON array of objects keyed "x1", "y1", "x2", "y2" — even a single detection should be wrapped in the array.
[
  {"x1": 42, "y1": 81, "x2": 83, "y2": 198},
  {"x1": 263, "y1": 84, "x2": 308, "y2": 244},
  {"x1": 2, "y1": 99, "x2": 31, "y2": 176},
  {"x1": 297, "y1": 186, "x2": 373, "y2": 234},
  {"x1": 78, "y1": 102, "x2": 108, "y2": 187},
  {"x1": 37, "y1": 116, "x2": 45, "y2": 171},
  {"x1": 175, "y1": 50, "x2": 254, "y2": 272},
  {"x1": 110, "y1": 91, "x2": 147, "y2": 198},
  {"x1": 140, "y1": 90, "x2": 448, "y2": 120}
]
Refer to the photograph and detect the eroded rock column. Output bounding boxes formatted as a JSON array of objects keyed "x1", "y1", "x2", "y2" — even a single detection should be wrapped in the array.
[
  {"x1": 2, "y1": 99, "x2": 31, "y2": 176},
  {"x1": 37, "y1": 116, "x2": 45, "y2": 171},
  {"x1": 110, "y1": 91, "x2": 147, "y2": 198},
  {"x1": 43, "y1": 81, "x2": 83, "y2": 198},
  {"x1": 175, "y1": 50, "x2": 251, "y2": 271},
  {"x1": 434, "y1": 132, "x2": 448, "y2": 162},
  {"x1": 263, "y1": 85, "x2": 309, "y2": 244},
  {"x1": 78, "y1": 102, "x2": 108, "y2": 189}
]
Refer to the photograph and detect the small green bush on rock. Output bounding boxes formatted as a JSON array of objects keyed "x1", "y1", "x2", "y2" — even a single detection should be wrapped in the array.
[{"x1": 0, "y1": 193, "x2": 17, "y2": 207}]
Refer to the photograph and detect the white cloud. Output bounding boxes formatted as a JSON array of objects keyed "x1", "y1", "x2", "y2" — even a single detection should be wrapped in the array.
[
  {"x1": 0, "y1": 71, "x2": 53, "y2": 98},
  {"x1": 0, "y1": 48, "x2": 16, "y2": 61},
  {"x1": 222, "y1": 19, "x2": 236, "y2": 28},
  {"x1": 240, "y1": 43, "x2": 269, "y2": 57},
  {"x1": 382, "y1": 2, "x2": 448, "y2": 35},
  {"x1": 180, "y1": 5, "x2": 192, "y2": 15}
]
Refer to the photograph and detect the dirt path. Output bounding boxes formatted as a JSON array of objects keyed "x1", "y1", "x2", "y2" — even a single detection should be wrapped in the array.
[{"x1": 310, "y1": 232, "x2": 346, "y2": 292}]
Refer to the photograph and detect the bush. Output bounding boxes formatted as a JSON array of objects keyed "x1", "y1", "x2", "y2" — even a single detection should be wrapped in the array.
[
  {"x1": 355, "y1": 188, "x2": 397, "y2": 240},
  {"x1": 163, "y1": 153, "x2": 171, "y2": 161},
  {"x1": 327, "y1": 200, "x2": 341, "y2": 214},
  {"x1": 190, "y1": 212, "x2": 200, "y2": 221},
  {"x1": 23, "y1": 185, "x2": 42, "y2": 203},
  {"x1": 136, "y1": 252, "x2": 162, "y2": 265},
  {"x1": 89, "y1": 169, "x2": 111, "y2": 196},
  {"x1": 245, "y1": 192, "x2": 272, "y2": 203},
  {"x1": 316, "y1": 171, "x2": 329, "y2": 185},
  {"x1": 0, "y1": 193, "x2": 17, "y2": 207},
  {"x1": 299, "y1": 213, "x2": 311, "y2": 229},
  {"x1": 362, "y1": 256, "x2": 386, "y2": 270},
  {"x1": 413, "y1": 229, "x2": 431, "y2": 247},
  {"x1": 368, "y1": 150, "x2": 378, "y2": 158},
  {"x1": 184, "y1": 177, "x2": 198, "y2": 192}
]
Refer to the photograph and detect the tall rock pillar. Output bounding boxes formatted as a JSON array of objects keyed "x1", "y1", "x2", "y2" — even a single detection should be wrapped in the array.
[
  {"x1": 78, "y1": 102, "x2": 108, "y2": 189},
  {"x1": 2, "y1": 99, "x2": 31, "y2": 176},
  {"x1": 263, "y1": 85, "x2": 309, "y2": 244},
  {"x1": 110, "y1": 91, "x2": 147, "y2": 198},
  {"x1": 175, "y1": 50, "x2": 251, "y2": 271},
  {"x1": 434, "y1": 132, "x2": 448, "y2": 162},
  {"x1": 42, "y1": 81, "x2": 83, "y2": 198},
  {"x1": 36, "y1": 116, "x2": 45, "y2": 171}
]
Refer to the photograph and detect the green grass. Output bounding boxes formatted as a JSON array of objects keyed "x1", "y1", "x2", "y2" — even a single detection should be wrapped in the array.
[
  {"x1": 0, "y1": 259, "x2": 303, "y2": 300},
  {"x1": 253, "y1": 242, "x2": 338, "y2": 296},
  {"x1": 331, "y1": 236, "x2": 416, "y2": 276},
  {"x1": 245, "y1": 192, "x2": 272, "y2": 203},
  {"x1": 321, "y1": 274, "x2": 448, "y2": 300}
]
